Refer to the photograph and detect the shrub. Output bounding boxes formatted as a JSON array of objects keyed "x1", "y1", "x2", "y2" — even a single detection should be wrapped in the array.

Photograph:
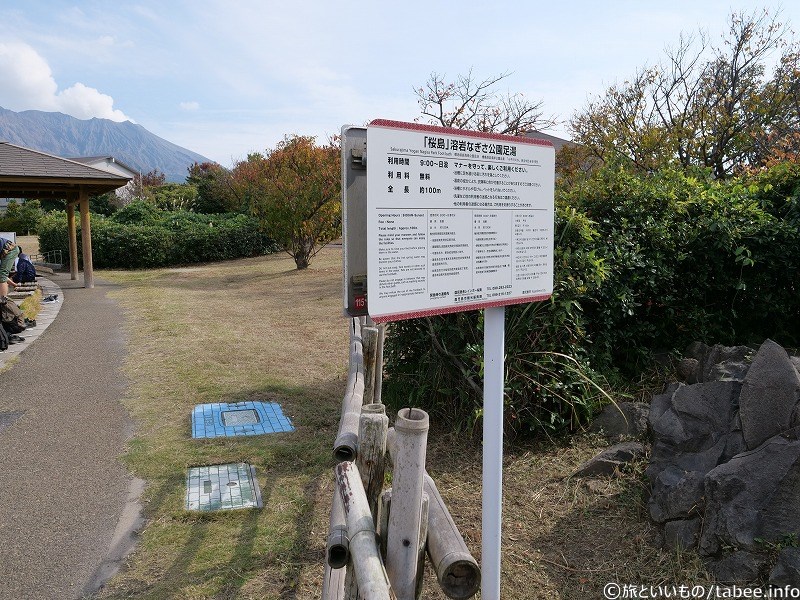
[
  {"x1": 111, "y1": 200, "x2": 165, "y2": 226},
  {"x1": 384, "y1": 161, "x2": 800, "y2": 440},
  {"x1": 383, "y1": 203, "x2": 611, "y2": 438},
  {"x1": 38, "y1": 208, "x2": 278, "y2": 269}
]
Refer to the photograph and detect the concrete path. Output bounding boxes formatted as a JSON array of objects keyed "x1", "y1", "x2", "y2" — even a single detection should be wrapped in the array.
[{"x1": 0, "y1": 273, "x2": 140, "y2": 600}]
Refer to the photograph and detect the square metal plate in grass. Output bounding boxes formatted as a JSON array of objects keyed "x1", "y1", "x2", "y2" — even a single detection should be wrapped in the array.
[
  {"x1": 221, "y1": 409, "x2": 260, "y2": 427},
  {"x1": 185, "y1": 463, "x2": 263, "y2": 512},
  {"x1": 191, "y1": 401, "x2": 294, "y2": 439}
]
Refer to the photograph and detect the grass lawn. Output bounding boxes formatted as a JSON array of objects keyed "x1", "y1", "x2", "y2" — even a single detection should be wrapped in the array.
[{"x1": 96, "y1": 247, "x2": 709, "y2": 599}]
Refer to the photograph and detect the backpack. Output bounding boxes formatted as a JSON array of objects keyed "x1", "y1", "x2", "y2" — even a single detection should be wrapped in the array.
[
  {"x1": 12, "y1": 253, "x2": 36, "y2": 284},
  {"x1": 0, "y1": 297, "x2": 26, "y2": 334}
]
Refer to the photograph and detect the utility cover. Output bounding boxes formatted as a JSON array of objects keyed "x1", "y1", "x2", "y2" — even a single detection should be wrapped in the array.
[
  {"x1": 185, "y1": 463, "x2": 262, "y2": 511},
  {"x1": 192, "y1": 401, "x2": 294, "y2": 439}
]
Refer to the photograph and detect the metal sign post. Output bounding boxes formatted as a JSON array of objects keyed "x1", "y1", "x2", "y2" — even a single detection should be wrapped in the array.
[{"x1": 483, "y1": 305, "x2": 505, "y2": 599}]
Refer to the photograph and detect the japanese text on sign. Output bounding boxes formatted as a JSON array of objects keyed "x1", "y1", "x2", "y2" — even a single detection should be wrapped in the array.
[{"x1": 366, "y1": 120, "x2": 555, "y2": 323}]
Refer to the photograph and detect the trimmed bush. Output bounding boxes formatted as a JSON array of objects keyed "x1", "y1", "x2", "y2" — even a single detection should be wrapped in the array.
[
  {"x1": 384, "y1": 204, "x2": 610, "y2": 439},
  {"x1": 38, "y1": 208, "x2": 278, "y2": 269},
  {"x1": 384, "y1": 162, "x2": 800, "y2": 439}
]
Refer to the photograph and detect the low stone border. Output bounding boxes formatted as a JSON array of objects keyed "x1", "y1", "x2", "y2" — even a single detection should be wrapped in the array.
[{"x1": 0, "y1": 276, "x2": 63, "y2": 369}]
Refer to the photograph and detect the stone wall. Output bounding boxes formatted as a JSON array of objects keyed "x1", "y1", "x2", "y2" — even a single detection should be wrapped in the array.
[{"x1": 647, "y1": 340, "x2": 800, "y2": 585}]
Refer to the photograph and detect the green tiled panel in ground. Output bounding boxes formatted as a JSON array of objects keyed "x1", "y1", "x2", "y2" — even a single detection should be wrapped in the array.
[{"x1": 185, "y1": 463, "x2": 263, "y2": 511}]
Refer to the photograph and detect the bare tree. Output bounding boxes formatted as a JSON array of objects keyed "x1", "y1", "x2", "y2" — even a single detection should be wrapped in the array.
[
  {"x1": 571, "y1": 9, "x2": 800, "y2": 178},
  {"x1": 415, "y1": 69, "x2": 558, "y2": 136}
]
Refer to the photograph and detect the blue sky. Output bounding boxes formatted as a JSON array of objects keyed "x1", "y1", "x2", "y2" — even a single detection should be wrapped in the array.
[{"x1": 0, "y1": 1, "x2": 798, "y2": 169}]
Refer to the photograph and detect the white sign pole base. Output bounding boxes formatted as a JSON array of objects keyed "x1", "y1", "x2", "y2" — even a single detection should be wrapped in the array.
[{"x1": 482, "y1": 305, "x2": 505, "y2": 599}]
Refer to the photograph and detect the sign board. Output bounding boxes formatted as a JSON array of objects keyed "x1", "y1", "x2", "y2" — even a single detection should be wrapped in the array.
[
  {"x1": 0, "y1": 232, "x2": 16, "y2": 244},
  {"x1": 341, "y1": 126, "x2": 369, "y2": 317},
  {"x1": 366, "y1": 119, "x2": 555, "y2": 323}
]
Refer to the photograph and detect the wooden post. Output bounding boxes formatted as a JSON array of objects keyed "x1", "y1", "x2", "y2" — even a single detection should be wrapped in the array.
[
  {"x1": 374, "y1": 324, "x2": 386, "y2": 405},
  {"x1": 362, "y1": 326, "x2": 379, "y2": 405},
  {"x1": 387, "y1": 429, "x2": 481, "y2": 599},
  {"x1": 67, "y1": 202, "x2": 78, "y2": 281},
  {"x1": 78, "y1": 189, "x2": 94, "y2": 288},
  {"x1": 346, "y1": 401, "x2": 389, "y2": 600},
  {"x1": 343, "y1": 562, "x2": 358, "y2": 600},
  {"x1": 386, "y1": 408, "x2": 429, "y2": 600},
  {"x1": 335, "y1": 462, "x2": 394, "y2": 600},
  {"x1": 334, "y1": 319, "x2": 366, "y2": 462},
  {"x1": 322, "y1": 564, "x2": 346, "y2": 600},
  {"x1": 357, "y1": 404, "x2": 389, "y2": 520},
  {"x1": 379, "y1": 489, "x2": 391, "y2": 560}
]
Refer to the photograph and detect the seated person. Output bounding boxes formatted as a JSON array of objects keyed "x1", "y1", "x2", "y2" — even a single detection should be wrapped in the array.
[
  {"x1": 0, "y1": 237, "x2": 20, "y2": 297},
  {"x1": 11, "y1": 250, "x2": 37, "y2": 284}
]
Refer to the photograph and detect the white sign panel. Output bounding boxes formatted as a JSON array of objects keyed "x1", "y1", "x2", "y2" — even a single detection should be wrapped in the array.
[{"x1": 366, "y1": 119, "x2": 555, "y2": 323}]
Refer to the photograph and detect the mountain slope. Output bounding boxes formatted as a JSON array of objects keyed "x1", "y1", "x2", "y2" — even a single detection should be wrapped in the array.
[{"x1": 0, "y1": 106, "x2": 213, "y2": 182}]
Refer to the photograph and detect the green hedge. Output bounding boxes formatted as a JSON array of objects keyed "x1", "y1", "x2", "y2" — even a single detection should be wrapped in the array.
[
  {"x1": 383, "y1": 162, "x2": 800, "y2": 439},
  {"x1": 38, "y1": 202, "x2": 278, "y2": 268}
]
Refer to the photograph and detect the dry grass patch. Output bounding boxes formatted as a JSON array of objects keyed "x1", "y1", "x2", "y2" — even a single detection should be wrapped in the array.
[
  {"x1": 96, "y1": 247, "x2": 709, "y2": 599},
  {"x1": 97, "y1": 249, "x2": 347, "y2": 599},
  {"x1": 19, "y1": 288, "x2": 42, "y2": 320},
  {"x1": 15, "y1": 234, "x2": 39, "y2": 256}
]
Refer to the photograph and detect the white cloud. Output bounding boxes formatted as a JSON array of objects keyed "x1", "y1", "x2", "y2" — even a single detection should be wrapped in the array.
[
  {"x1": 179, "y1": 101, "x2": 200, "y2": 111},
  {"x1": 0, "y1": 41, "x2": 131, "y2": 121},
  {"x1": 56, "y1": 82, "x2": 129, "y2": 121}
]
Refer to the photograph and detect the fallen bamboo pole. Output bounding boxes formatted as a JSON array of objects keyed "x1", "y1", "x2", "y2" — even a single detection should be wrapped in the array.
[
  {"x1": 386, "y1": 408, "x2": 429, "y2": 600},
  {"x1": 415, "y1": 493, "x2": 430, "y2": 600},
  {"x1": 423, "y1": 474, "x2": 480, "y2": 599},
  {"x1": 327, "y1": 489, "x2": 349, "y2": 569},
  {"x1": 387, "y1": 429, "x2": 481, "y2": 599},
  {"x1": 333, "y1": 319, "x2": 365, "y2": 462},
  {"x1": 335, "y1": 461, "x2": 394, "y2": 600}
]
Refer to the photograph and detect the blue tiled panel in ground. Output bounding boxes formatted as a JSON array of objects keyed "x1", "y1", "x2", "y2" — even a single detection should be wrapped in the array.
[
  {"x1": 185, "y1": 463, "x2": 263, "y2": 511},
  {"x1": 191, "y1": 401, "x2": 294, "y2": 439}
]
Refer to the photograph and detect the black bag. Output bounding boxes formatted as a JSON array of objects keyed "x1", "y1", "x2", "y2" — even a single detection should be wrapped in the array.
[
  {"x1": 0, "y1": 323, "x2": 8, "y2": 351},
  {"x1": 0, "y1": 297, "x2": 26, "y2": 334}
]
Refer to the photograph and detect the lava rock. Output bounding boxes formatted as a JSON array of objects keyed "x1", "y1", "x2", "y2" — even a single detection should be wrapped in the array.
[
  {"x1": 648, "y1": 466, "x2": 705, "y2": 523},
  {"x1": 697, "y1": 345, "x2": 754, "y2": 383},
  {"x1": 769, "y1": 547, "x2": 800, "y2": 588},
  {"x1": 590, "y1": 401, "x2": 650, "y2": 440},
  {"x1": 699, "y1": 427, "x2": 800, "y2": 557},
  {"x1": 663, "y1": 518, "x2": 702, "y2": 551},
  {"x1": 709, "y1": 551, "x2": 766, "y2": 584},
  {"x1": 739, "y1": 339, "x2": 800, "y2": 450},
  {"x1": 648, "y1": 381, "x2": 742, "y2": 480},
  {"x1": 573, "y1": 442, "x2": 646, "y2": 477}
]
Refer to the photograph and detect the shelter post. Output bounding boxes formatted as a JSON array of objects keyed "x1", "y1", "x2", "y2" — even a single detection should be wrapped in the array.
[
  {"x1": 79, "y1": 189, "x2": 94, "y2": 288},
  {"x1": 67, "y1": 203, "x2": 78, "y2": 280}
]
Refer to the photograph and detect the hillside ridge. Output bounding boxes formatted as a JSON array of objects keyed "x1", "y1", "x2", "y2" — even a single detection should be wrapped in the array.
[{"x1": 0, "y1": 106, "x2": 213, "y2": 183}]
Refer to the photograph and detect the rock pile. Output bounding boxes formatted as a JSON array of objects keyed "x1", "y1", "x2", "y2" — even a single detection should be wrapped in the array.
[{"x1": 648, "y1": 339, "x2": 800, "y2": 585}]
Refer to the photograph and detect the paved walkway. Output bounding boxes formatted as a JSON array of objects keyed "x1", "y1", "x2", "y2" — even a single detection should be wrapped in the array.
[{"x1": 0, "y1": 273, "x2": 140, "y2": 600}]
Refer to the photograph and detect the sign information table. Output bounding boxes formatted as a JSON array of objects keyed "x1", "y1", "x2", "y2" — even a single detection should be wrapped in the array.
[{"x1": 366, "y1": 119, "x2": 555, "y2": 322}]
